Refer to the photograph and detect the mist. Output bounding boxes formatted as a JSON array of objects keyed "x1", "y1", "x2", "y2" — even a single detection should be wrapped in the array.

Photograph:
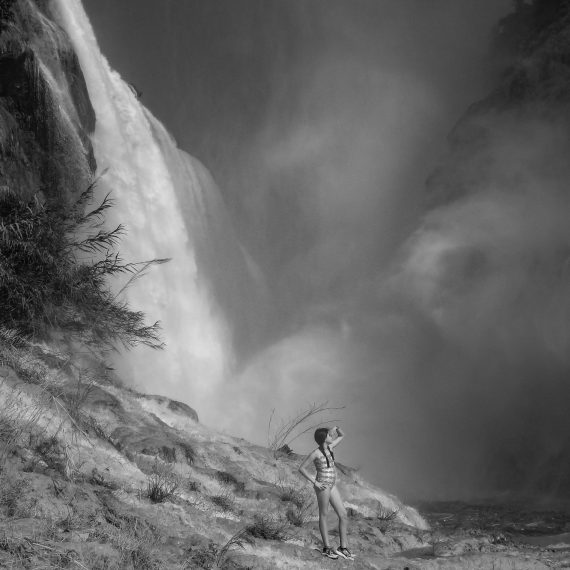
[{"x1": 77, "y1": 0, "x2": 568, "y2": 500}]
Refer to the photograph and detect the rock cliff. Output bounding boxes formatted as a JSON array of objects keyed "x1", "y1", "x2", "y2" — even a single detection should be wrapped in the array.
[{"x1": 0, "y1": 0, "x2": 95, "y2": 203}]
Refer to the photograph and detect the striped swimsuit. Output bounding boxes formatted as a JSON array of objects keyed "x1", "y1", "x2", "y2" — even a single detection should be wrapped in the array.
[{"x1": 314, "y1": 445, "x2": 336, "y2": 489}]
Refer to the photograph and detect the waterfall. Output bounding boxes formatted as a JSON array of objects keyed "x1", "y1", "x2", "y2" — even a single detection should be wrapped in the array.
[{"x1": 51, "y1": 0, "x2": 257, "y2": 418}]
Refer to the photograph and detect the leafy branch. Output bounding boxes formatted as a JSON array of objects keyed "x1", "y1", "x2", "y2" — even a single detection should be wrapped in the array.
[{"x1": 0, "y1": 180, "x2": 169, "y2": 350}]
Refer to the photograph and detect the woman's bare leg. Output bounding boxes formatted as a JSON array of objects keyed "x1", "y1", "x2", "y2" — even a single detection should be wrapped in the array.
[
  {"x1": 315, "y1": 487, "x2": 332, "y2": 547},
  {"x1": 329, "y1": 485, "x2": 348, "y2": 548}
]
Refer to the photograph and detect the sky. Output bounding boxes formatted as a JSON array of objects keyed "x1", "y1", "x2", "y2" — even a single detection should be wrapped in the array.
[{"x1": 80, "y1": 0, "x2": 524, "y2": 500}]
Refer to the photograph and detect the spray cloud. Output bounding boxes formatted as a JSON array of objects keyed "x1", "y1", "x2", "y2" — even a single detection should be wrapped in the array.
[{"x1": 80, "y1": 0, "x2": 570, "y2": 499}]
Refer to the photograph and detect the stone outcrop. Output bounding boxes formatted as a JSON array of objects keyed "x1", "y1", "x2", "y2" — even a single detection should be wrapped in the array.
[
  {"x1": 0, "y1": 0, "x2": 95, "y2": 203},
  {"x1": 426, "y1": 0, "x2": 570, "y2": 208}
]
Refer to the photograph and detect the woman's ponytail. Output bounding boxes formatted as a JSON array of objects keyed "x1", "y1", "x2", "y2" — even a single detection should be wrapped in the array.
[{"x1": 314, "y1": 428, "x2": 334, "y2": 468}]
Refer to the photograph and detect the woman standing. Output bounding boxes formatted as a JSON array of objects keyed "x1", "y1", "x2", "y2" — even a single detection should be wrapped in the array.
[{"x1": 298, "y1": 426, "x2": 354, "y2": 560}]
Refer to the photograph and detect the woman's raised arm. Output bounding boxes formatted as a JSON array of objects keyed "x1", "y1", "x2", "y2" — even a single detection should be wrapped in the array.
[{"x1": 329, "y1": 425, "x2": 345, "y2": 449}]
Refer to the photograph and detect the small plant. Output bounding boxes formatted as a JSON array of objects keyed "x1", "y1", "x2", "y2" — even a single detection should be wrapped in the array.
[
  {"x1": 284, "y1": 493, "x2": 315, "y2": 528},
  {"x1": 33, "y1": 434, "x2": 66, "y2": 472},
  {"x1": 377, "y1": 505, "x2": 400, "y2": 533},
  {"x1": 180, "y1": 442, "x2": 196, "y2": 465},
  {"x1": 212, "y1": 528, "x2": 255, "y2": 569},
  {"x1": 0, "y1": 534, "x2": 82, "y2": 568},
  {"x1": 213, "y1": 469, "x2": 247, "y2": 495},
  {"x1": 0, "y1": 472, "x2": 29, "y2": 516},
  {"x1": 215, "y1": 470, "x2": 239, "y2": 486},
  {"x1": 98, "y1": 518, "x2": 160, "y2": 569},
  {"x1": 92, "y1": 494, "x2": 160, "y2": 569},
  {"x1": 146, "y1": 459, "x2": 181, "y2": 503},
  {"x1": 185, "y1": 529, "x2": 255, "y2": 569},
  {"x1": 278, "y1": 485, "x2": 306, "y2": 509},
  {"x1": 185, "y1": 542, "x2": 218, "y2": 569},
  {"x1": 58, "y1": 504, "x2": 79, "y2": 532},
  {"x1": 246, "y1": 514, "x2": 289, "y2": 541},
  {"x1": 210, "y1": 489, "x2": 236, "y2": 512},
  {"x1": 58, "y1": 369, "x2": 96, "y2": 423},
  {"x1": 0, "y1": 381, "x2": 43, "y2": 465},
  {"x1": 275, "y1": 472, "x2": 315, "y2": 509},
  {"x1": 186, "y1": 478, "x2": 201, "y2": 493},
  {"x1": 284, "y1": 506, "x2": 304, "y2": 527}
]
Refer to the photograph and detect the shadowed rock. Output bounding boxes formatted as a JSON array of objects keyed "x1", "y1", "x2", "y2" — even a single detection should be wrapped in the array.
[{"x1": 0, "y1": 0, "x2": 96, "y2": 203}]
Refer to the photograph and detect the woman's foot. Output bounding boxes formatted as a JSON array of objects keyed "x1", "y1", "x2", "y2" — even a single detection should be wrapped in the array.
[
  {"x1": 336, "y1": 546, "x2": 354, "y2": 560},
  {"x1": 322, "y1": 547, "x2": 339, "y2": 559}
]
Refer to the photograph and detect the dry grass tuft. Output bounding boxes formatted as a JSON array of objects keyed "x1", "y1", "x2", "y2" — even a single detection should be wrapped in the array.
[
  {"x1": 246, "y1": 514, "x2": 289, "y2": 541},
  {"x1": 377, "y1": 504, "x2": 400, "y2": 532},
  {"x1": 185, "y1": 528, "x2": 255, "y2": 569},
  {"x1": 146, "y1": 459, "x2": 181, "y2": 503},
  {"x1": 267, "y1": 401, "x2": 345, "y2": 456},
  {"x1": 210, "y1": 489, "x2": 236, "y2": 513},
  {"x1": 215, "y1": 470, "x2": 238, "y2": 486},
  {"x1": 0, "y1": 471, "x2": 30, "y2": 517}
]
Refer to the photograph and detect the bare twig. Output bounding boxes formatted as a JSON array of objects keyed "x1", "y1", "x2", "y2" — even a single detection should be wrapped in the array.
[{"x1": 267, "y1": 401, "x2": 345, "y2": 454}]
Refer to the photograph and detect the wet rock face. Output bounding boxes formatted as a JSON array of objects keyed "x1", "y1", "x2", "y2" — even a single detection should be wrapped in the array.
[
  {"x1": 166, "y1": 398, "x2": 200, "y2": 422},
  {"x1": 426, "y1": 4, "x2": 570, "y2": 209},
  {"x1": 110, "y1": 425, "x2": 196, "y2": 465},
  {"x1": 0, "y1": 0, "x2": 96, "y2": 203},
  {"x1": 140, "y1": 393, "x2": 200, "y2": 423}
]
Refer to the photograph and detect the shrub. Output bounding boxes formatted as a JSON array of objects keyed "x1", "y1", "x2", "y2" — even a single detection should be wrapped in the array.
[
  {"x1": 284, "y1": 497, "x2": 314, "y2": 528},
  {"x1": 31, "y1": 432, "x2": 82, "y2": 480},
  {"x1": 246, "y1": 514, "x2": 289, "y2": 541},
  {"x1": 215, "y1": 470, "x2": 239, "y2": 486},
  {"x1": 212, "y1": 528, "x2": 254, "y2": 569},
  {"x1": 377, "y1": 505, "x2": 400, "y2": 533},
  {"x1": 186, "y1": 479, "x2": 201, "y2": 493},
  {"x1": 0, "y1": 381, "x2": 43, "y2": 465},
  {"x1": 278, "y1": 485, "x2": 306, "y2": 509},
  {"x1": 0, "y1": 472, "x2": 29, "y2": 516},
  {"x1": 214, "y1": 470, "x2": 249, "y2": 496},
  {"x1": 0, "y1": 329, "x2": 59, "y2": 385},
  {"x1": 0, "y1": 183, "x2": 168, "y2": 349},
  {"x1": 210, "y1": 489, "x2": 236, "y2": 512},
  {"x1": 0, "y1": 534, "x2": 81, "y2": 568},
  {"x1": 275, "y1": 475, "x2": 315, "y2": 516},
  {"x1": 186, "y1": 541, "x2": 218, "y2": 569},
  {"x1": 58, "y1": 370, "x2": 95, "y2": 421},
  {"x1": 97, "y1": 518, "x2": 160, "y2": 569},
  {"x1": 33, "y1": 434, "x2": 66, "y2": 472},
  {"x1": 185, "y1": 532, "x2": 255, "y2": 570},
  {"x1": 180, "y1": 442, "x2": 196, "y2": 465},
  {"x1": 285, "y1": 507, "x2": 302, "y2": 527},
  {"x1": 146, "y1": 459, "x2": 181, "y2": 503}
]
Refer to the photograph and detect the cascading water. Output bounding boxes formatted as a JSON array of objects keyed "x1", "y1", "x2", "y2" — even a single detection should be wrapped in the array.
[{"x1": 51, "y1": 0, "x2": 260, "y2": 417}]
